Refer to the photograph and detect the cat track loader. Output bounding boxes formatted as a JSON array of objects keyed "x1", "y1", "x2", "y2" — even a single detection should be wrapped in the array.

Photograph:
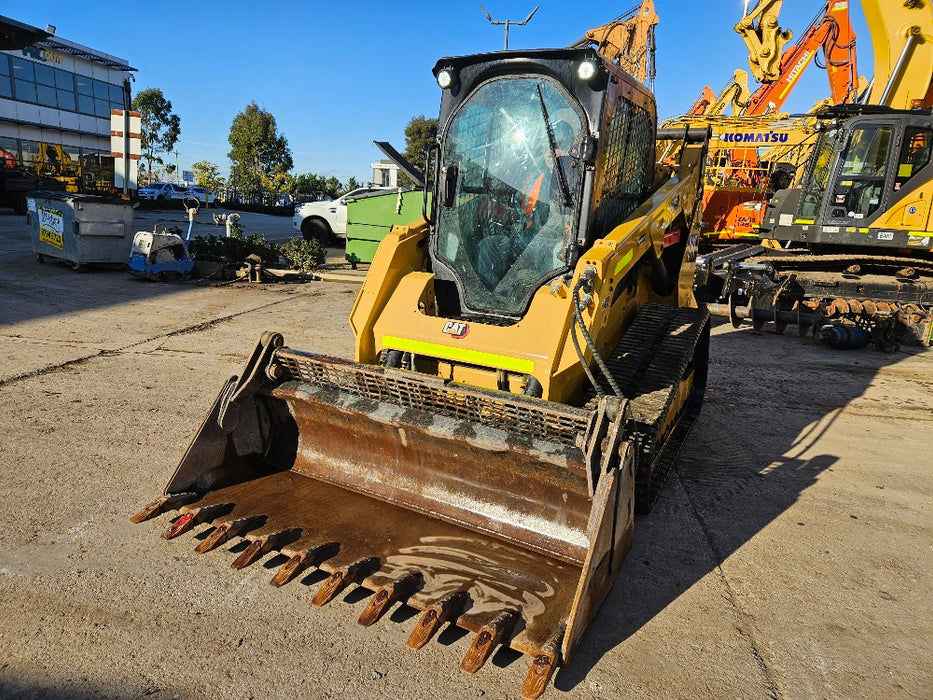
[{"x1": 133, "y1": 47, "x2": 710, "y2": 698}]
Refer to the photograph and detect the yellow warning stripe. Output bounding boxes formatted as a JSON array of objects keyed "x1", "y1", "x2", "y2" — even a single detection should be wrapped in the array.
[{"x1": 382, "y1": 336, "x2": 534, "y2": 374}]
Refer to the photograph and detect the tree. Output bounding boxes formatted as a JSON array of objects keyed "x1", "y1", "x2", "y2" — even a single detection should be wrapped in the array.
[
  {"x1": 324, "y1": 176, "x2": 342, "y2": 196},
  {"x1": 132, "y1": 88, "x2": 181, "y2": 184},
  {"x1": 191, "y1": 160, "x2": 225, "y2": 193},
  {"x1": 345, "y1": 176, "x2": 360, "y2": 192},
  {"x1": 403, "y1": 115, "x2": 438, "y2": 182},
  {"x1": 293, "y1": 172, "x2": 343, "y2": 199},
  {"x1": 227, "y1": 102, "x2": 292, "y2": 201}
]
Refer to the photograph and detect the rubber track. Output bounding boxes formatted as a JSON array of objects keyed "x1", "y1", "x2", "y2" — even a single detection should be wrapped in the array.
[{"x1": 585, "y1": 304, "x2": 710, "y2": 513}]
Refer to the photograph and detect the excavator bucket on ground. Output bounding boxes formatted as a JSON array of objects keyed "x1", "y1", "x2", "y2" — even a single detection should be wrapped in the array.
[{"x1": 134, "y1": 45, "x2": 711, "y2": 697}]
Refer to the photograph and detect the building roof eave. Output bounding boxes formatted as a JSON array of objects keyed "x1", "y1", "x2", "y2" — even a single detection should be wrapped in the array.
[{"x1": 0, "y1": 14, "x2": 51, "y2": 50}]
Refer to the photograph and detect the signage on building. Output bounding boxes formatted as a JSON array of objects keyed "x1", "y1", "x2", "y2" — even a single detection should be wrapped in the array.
[{"x1": 21, "y1": 46, "x2": 64, "y2": 64}]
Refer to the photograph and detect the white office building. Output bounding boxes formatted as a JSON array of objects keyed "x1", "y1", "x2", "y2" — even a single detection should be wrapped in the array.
[{"x1": 0, "y1": 15, "x2": 134, "y2": 194}]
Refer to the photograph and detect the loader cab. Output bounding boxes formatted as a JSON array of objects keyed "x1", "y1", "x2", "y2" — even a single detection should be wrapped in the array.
[
  {"x1": 428, "y1": 48, "x2": 654, "y2": 322},
  {"x1": 761, "y1": 107, "x2": 933, "y2": 248}
]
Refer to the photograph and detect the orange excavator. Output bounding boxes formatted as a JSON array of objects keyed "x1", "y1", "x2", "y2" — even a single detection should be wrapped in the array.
[
  {"x1": 686, "y1": 1, "x2": 863, "y2": 240},
  {"x1": 743, "y1": 0, "x2": 860, "y2": 115}
]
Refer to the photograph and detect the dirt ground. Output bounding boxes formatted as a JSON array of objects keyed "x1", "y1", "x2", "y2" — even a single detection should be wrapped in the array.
[{"x1": 0, "y1": 209, "x2": 929, "y2": 699}]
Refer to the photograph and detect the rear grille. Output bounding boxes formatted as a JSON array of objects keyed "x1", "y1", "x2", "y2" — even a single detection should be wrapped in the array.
[{"x1": 274, "y1": 348, "x2": 589, "y2": 445}]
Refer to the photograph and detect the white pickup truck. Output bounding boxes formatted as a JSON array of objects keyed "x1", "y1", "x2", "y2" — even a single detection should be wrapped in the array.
[{"x1": 292, "y1": 186, "x2": 393, "y2": 246}]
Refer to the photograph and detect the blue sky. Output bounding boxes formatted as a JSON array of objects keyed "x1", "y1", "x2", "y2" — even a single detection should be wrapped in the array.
[{"x1": 6, "y1": 1, "x2": 872, "y2": 184}]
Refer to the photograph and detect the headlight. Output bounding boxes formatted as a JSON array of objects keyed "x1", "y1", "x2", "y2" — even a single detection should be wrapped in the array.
[
  {"x1": 577, "y1": 60, "x2": 598, "y2": 81},
  {"x1": 436, "y1": 68, "x2": 455, "y2": 89}
]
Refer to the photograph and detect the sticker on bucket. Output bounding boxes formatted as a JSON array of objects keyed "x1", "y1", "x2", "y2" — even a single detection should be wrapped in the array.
[{"x1": 38, "y1": 206, "x2": 64, "y2": 249}]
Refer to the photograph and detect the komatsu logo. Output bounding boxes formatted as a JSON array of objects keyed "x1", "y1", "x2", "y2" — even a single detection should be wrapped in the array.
[
  {"x1": 719, "y1": 132, "x2": 790, "y2": 144},
  {"x1": 442, "y1": 321, "x2": 469, "y2": 339}
]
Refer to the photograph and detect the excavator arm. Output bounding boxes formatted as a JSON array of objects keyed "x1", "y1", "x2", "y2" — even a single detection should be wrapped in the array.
[
  {"x1": 744, "y1": 0, "x2": 860, "y2": 115},
  {"x1": 707, "y1": 69, "x2": 753, "y2": 116},
  {"x1": 572, "y1": 0, "x2": 658, "y2": 86},
  {"x1": 735, "y1": 0, "x2": 793, "y2": 84}
]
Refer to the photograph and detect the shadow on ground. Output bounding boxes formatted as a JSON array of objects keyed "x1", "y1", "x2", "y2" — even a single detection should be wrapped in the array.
[{"x1": 555, "y1": 317, "x2": 918, "y2": 691}]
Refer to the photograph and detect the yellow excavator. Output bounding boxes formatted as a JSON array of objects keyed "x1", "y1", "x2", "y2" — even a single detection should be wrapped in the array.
[
  {"x1": 695, "y1": 0, "x2": 933, "y2": 348},
  {"x1": 132, "y1": 39, "x2": 710, "y2": 700}
]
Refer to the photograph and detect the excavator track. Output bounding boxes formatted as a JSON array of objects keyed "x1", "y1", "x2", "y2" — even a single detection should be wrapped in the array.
[{"x1": 585, "y1": 304, "x2": 711, "y2": 513}]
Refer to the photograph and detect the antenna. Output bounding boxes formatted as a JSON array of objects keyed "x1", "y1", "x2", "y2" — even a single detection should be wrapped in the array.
[{"x1": 480, "y1": 5, "x2": 539, "y2": 50}]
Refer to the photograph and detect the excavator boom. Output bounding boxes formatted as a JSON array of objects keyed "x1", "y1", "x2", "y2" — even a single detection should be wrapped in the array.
[
  {"x1": 862, "y1": 0, "x2": 933, "y2": 109},
  {"x1": 572, "y1": 0, "x2": 658, "y2": 87}
]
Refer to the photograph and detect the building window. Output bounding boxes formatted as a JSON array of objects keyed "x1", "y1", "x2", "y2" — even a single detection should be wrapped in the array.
[
  {"x1": 0, "y1": 55, "x2": 11, "y2": 99},
  {"x1": 34, "y1": 62, "x2": 55, "y2": 88},
  {"x1": 12, "y1": 57, "x2": 37, "y2": 103},
  {"x1": 3, "y1": 55, "x2": 124, "y2": 116},
  {"x1": 0, "y1": 136, "x2": 18, "y2": 168},
  {"x1": 0, "y1": 137, "x2": 115, "y2": 193},
  {"x1": 109, "y1": 82, "x2": 123, "y2": 105},
  {"x1": 35, "y1": 61, "x2": 58, "y2": 108}
]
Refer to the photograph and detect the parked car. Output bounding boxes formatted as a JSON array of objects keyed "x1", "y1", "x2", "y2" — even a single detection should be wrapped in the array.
[
  {"x1": 187, "y1": 186, "x2": 218, "y2": 205},
  {"x1": 137, "y1": 182, "x2": 188, "y2": 201},
  {"x1": 292, "y1": 186, "x2": 393, "y2": 246},
  {"x1": 0, "y1": 166, "x2": 65, "y2": 213}
]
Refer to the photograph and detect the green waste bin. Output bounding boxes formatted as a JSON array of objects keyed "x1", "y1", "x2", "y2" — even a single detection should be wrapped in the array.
[{"x1": 345, "y1": 188, "x2": 425, "y2": 265}]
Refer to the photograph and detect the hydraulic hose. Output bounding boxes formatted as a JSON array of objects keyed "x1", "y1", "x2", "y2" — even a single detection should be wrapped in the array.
[{"x1": 571, "y1": 267, "x2": 623, "y2": 397}]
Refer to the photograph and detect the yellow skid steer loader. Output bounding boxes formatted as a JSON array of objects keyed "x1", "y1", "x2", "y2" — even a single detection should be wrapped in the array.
[{"x1": 134, "y1": 47, "x2": 710, "y2": 698}]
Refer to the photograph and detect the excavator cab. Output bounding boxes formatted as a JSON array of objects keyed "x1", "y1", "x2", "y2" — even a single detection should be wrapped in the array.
[
  {"x1": 761, "y1": 106, "x2": 933, "y2": 247},
  {"x1": 427, "y1": 49, "x2": 653, "y2": 326},
  {"x1": 432, "y1": 73, "x2": 585, "y2": 317}
]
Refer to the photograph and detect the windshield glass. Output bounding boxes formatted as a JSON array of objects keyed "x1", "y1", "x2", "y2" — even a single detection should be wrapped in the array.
[
  {"x1": 797, "y1": 127, "x2": 838, "y2": 221},
  {"x1": 435, "y1": 76, "x2": 584, "y2": 316}
]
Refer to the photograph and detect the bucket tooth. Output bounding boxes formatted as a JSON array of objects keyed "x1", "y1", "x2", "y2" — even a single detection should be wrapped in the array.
[
  {"x1": 194, "y1": 515, "x2": 266, "y2": 554},
  {"x1": 520, "y1": 626, "x2": 565, "y2": 700},
  {"x1": 230, "y1": 528, "x2": 301, "y2": 570},
  {"x1": 460, "y1": 609, "x2": 520, "y2": 674},
  {"x1": 269, "y1": 542, "x2": 340, "y2": 587},
  {"x1": 357, "y1": 572, "x2": 423, "y2": 627},
  {"x1": 130, "y1": 492, "x2": 199, "y2": 523},
  {"x1": 162, "y1": 503, "x2": 233, "y2": 540},
  {"x1": 311, "y1": 557, "x2": 380, "y2": 607},
  {"x1": 406, "y1": 591, "x2": 469, "y2": 650}
]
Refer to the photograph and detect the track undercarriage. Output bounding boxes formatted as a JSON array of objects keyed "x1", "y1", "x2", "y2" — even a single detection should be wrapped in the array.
[{"x1": 695, "y1": 244, "x2": 933, "y2": 349}]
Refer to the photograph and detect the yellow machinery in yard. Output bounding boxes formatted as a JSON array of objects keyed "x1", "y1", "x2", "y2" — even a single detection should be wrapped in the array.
[
  {"x1": 132, "y1": 41, "x2": 712, "y2": 699},
  {"x1": 694, "y1": 0, "x2": 933, "y2": 349},
  {"x1": 662, "y1": 112, "x2": 820, "y2": 240},
  {"x1": 680, "y1": 0, "x2": 864, "y2": 240}
]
